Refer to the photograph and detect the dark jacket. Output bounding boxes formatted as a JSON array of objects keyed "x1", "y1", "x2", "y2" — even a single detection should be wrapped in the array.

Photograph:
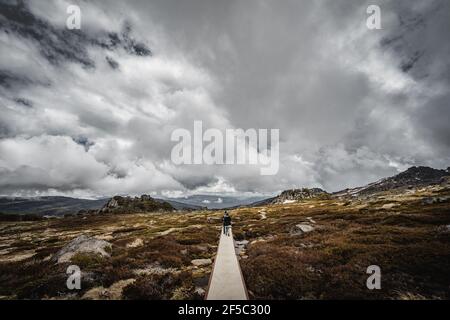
[{"x1": 223, "y1": 215, "x2": 231, "y2": 226}]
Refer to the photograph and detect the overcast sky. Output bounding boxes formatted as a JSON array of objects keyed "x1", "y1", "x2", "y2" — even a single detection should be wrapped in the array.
[{"x1": 0, "y1": 0, "x2": 449, "y2": 199}]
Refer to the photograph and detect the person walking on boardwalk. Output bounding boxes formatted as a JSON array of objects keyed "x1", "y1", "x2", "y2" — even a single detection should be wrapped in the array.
[{"x1": 222, "y1": 211, "x2": 232, "y2": 236}]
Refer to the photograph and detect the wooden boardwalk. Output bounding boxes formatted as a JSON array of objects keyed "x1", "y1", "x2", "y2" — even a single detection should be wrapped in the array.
[{"x1": 206, "y1": 228, "x2": 248, "y2": 300}]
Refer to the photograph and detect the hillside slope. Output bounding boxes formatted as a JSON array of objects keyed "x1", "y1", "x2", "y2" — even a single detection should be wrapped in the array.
[{"x1": 334, "y1": 166, "x2": 450, "y2": 198}]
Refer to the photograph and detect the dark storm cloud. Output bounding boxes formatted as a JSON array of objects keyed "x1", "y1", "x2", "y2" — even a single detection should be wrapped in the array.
[
  {"x1": 0, "y1": 69, "x2": 31, "y2": 88},
  {"x1": 0, "y1": 1, "x2": 95, "y2": 68},
  {"x1": 0, "y1": 0, "x2": 449, "y2": 197},
  {"x1": 373, "y1": 0, "x2": 450, "y2": 168},
  {"x1": 134, "y1": 0, "x2": 450, "y2": 189},
  {"x1": 414, "y1": 93, "x2": 450, "y2": 151},
  {"x1": 14, "y1": 97, "x2": 33, "y2": 108},
  {"x1": 72, "y1": 136, "x2": 95, "y2": 151},
  {"x1": 0, "y1": 1, "x2": 151, "y2": 75}
]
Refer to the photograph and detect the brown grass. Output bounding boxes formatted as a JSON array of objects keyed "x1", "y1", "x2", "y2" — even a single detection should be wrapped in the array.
[{"x1": 0, "y1": 186, "x2": 449, "y2": 300}]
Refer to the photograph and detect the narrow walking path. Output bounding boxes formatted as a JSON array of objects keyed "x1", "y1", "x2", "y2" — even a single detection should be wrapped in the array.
[{"x1": 206, "y1": 228, "x2": 248, "y2": 300}]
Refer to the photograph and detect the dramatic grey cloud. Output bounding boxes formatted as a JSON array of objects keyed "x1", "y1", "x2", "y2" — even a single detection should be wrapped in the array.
[{"x1": 0, "y1": 0, "x2": 449, "y2": 198}]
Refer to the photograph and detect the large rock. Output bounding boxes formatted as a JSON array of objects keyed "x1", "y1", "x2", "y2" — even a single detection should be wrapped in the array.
[
  {"x1": 191, "y1": 259, "x2": 212, "y2": 267},
  {"x1": 53, "y1": 235, "x2": 112, "y2": 263},
  {"x1": 290, "y1": 224, "x2": 315, "y2": 236}
]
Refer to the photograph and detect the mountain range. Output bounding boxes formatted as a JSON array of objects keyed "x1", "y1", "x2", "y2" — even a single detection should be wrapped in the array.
[
  {"x1": 0, "y1": 194, "x2": 268, "y2": 216},
  {"x1": 0, "y1": 166, "x2": 449, "y2": 216}
]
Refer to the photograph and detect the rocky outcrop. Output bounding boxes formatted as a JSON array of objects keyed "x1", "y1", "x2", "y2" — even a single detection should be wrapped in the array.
[
  {"x1": 100, "y1": 195, "x2": 174, "y2": 214},
  {"x1": 53, "y1": 235, "x2": 112, "y2": 263},
  {"x1": 272, "y1": 188, "x2": 329, "y2": 204}
]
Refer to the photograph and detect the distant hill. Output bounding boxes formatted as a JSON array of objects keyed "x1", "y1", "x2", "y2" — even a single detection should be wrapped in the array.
[
  {"x1": 0, "y1": 194, "x2": 261, "y2": 216},
  {"x1": 2, "y1": 166, "x2": 448, "y2": 215},
  {"x1": 161, "y1": 194, "x2": 271, "y2": 210},
  {"x1": 0, "y1": 196, "x2": 108, "y2": 216},
  {"x1": 161, "y1": 199, "x2": 205, "y2": 211},
  {"x1": 246, "y1": 166, "x2": 450, "y2": 207},
  {"x1": 334, "y1": 166, "x2": 450, "y2": 198},
  {"x1": 243, "y1": 196, "x2": 277, "y2": 208}
]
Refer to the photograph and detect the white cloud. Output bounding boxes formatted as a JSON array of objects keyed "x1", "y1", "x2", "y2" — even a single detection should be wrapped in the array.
[{"x1": 1, "y1": 0, "x2": 449, "y2": 197}]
